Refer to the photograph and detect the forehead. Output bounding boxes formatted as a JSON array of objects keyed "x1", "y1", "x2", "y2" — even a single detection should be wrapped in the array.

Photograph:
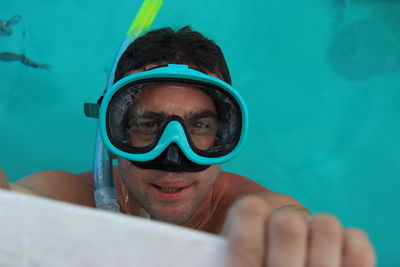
[
  {"x1": 124, "y1": 64, "x2": 219, "y2": 114},
  {"x1": 133, "y1": 82, "x2": 215, "y2": 111}
]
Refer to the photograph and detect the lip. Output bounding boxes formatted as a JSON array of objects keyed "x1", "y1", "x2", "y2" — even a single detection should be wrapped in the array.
[{"x1": 149, "y1": 182, "x2": 193, "y2": 202}]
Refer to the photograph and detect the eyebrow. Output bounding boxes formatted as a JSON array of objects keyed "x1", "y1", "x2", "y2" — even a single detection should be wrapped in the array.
[
  {"x1": 130, "y1": 110, "x2": 217, "y2": 120},
  {"x1": 187, "y1": 110, "x2": 217, "y2": 121},
  {"x1": 130, "y1": 111, "x2": 166, "y2": 120}
]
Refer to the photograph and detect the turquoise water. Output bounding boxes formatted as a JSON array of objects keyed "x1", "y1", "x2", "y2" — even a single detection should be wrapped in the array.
[{"x1": 1, "y1": 0, "x2": 400, "y2": 265}]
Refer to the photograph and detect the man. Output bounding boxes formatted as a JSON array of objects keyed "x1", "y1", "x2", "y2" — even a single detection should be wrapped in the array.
[{"x1": 1, "y1": 26, "x2": 375, "y2": 267}]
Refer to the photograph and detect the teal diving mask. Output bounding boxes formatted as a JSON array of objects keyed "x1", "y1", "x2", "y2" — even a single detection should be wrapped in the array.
[{"x1": 97, "y1": 64, "x2": 248, "y2": 171}]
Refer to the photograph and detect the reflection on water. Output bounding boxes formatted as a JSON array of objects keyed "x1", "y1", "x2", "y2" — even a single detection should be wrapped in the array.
[{"x1": 328, "y1": 0, "x2": 400, "y2": 81}]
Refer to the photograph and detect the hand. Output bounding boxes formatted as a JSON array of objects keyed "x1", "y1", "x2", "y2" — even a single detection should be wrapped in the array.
[
  {"x1": 221, "y1": 195, "x2": 376, "y2": 267},
  {"x1": 0, "y1": 168, "x2": 10, "y2": 190}
]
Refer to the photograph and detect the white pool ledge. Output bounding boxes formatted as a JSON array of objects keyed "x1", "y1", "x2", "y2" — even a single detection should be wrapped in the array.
[{"x1": 0, "y1": 189, "x2": 228, "y2": 267}]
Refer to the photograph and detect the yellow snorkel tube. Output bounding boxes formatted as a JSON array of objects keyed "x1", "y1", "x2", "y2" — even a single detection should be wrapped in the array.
[{"x1": 93, "y1": 0, "x2": 163, "y2": 212}]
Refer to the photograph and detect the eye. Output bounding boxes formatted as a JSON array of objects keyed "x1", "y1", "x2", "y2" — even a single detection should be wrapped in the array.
[
  {"x1": 137, "y1": 121, "x2": 157, "y2": 128},
  {"x1": 192, "y1": 121, "x2": 210, "y2": 128},
  {"x1": 189, "y1": 119, "x2": 217, "y2": 136},
  {"x1": 131, "y1": 119, "x2": 161, "y2": 136}
]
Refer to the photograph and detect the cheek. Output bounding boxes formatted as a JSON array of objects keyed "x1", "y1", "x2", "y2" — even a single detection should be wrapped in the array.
[
  {"x1": 118, "y1": 160, "x2": 146, "y2": 187},
  {"x1": 118, "y1": 159, "x2": 132, "y2": 175},
  {"x1": 208, "y1": 164, "x2": 221, "y2": 175},
  {"x1": 198, "y1": 165, "x2": 221, "y2": 186},
  {"x1": 191, "y1": 135, "x2": 216, "y2": 150}
]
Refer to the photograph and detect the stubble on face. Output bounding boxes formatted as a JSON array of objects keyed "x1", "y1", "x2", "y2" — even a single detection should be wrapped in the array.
[{"x1": 118, "y1": 159, "x2": 221, "y2": 225}]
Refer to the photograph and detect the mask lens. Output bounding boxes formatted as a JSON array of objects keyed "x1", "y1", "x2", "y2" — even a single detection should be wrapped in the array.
[
  {"x1": 184, "y1": 112, "x2": 218, "y2": 150},
  {"x1": 106, "y1": 80, "x2": 242, "y2": 157},
  {"x1": 126, "y1": 112, "x2": 163, "y2": 148}
]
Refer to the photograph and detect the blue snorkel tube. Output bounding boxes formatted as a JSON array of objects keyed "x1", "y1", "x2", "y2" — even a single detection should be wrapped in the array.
[{"x1": 92, "y1": 0, "x2": 163, "y2": 212}]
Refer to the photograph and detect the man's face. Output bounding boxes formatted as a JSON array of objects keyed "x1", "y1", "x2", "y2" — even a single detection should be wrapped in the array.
[{"x1": 118, "y1": 68, "x2": 222, "y2": 225}]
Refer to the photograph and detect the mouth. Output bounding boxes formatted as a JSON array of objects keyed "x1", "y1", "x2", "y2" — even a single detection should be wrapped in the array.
[
  {"x1": 151, "y1": 185, "x2": 184, "y2": 193},
  {"x1": 149, "y1": 182, "x2": 193, "y2": 201}
]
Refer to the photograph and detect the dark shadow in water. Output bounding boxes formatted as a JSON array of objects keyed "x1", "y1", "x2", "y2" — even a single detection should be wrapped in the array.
[
  {"x1": 328, "y1": 1, "x2": 400, "y2": 81},
  {"x1": 1, "y1": 15, "x2": 51, "y2": 70},
  {"x1": 0, "y1": 52, "x2": 51, "y2": 70},
  {"x1": 328, "y1": 19, "x2": 400, "y2": 81}
]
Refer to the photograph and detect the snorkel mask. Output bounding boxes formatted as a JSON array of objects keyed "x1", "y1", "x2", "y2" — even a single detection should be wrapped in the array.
[{"x1": 99, "y1": 64, "x2": 248, "y2": 171}]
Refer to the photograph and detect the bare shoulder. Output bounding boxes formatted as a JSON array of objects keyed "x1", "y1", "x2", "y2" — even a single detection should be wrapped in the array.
[
  {"x1": 12, "y1": 170, "x2": 95, "y2": 207},
  {"x1": 254, "y1": 191, "x2": 310, "y2": 213},
  {"x1": 220, "y1": 171, "x2": 310, "y2": 214}
]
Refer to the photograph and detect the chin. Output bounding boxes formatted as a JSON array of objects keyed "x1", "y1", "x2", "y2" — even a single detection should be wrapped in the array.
[
  {"x1": 158, "y1": 216, "x2": 189, "y2": 225},
  {"x1": 151, "y1": 206, "x2": 194, "y2": 225}
]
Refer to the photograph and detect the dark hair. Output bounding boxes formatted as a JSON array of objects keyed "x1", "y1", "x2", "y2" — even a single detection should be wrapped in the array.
[{"x1": 114, "y1": 26, "x2": 232, "y2": 84}]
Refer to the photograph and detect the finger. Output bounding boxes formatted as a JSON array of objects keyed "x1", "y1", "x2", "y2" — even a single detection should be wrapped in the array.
[
  {"x1": 342, "y1": 228, "x2": 376, "y2": 267},
  {"x1": 221, "y1": 196, "x2": 270, "y2": 267},
  {"x1": 0, "y1": 167, "x2": 11, "y2": 190},
  {"x1": 307, "y1": 214, "x2": 343, "y2": 267},
  {"x1": 267, "y1": 210, "x2": 307, "y2": 267}
]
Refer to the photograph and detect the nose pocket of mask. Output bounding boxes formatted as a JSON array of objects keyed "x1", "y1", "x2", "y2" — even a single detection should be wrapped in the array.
[
  {"x1": 130, "y1": 143, "x2": 210, "y2": 172},
  {"x1": 163, "y1": 144, "x2": 182, "y2": 165}
]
